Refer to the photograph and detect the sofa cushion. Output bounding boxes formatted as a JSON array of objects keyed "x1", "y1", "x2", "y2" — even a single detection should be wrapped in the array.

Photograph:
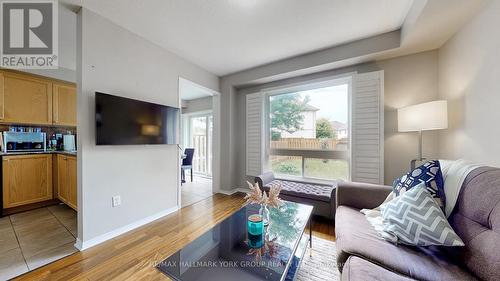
[
  {"x1": 393, "y1": 160, "x2": 445, "y2": 210},
  {"x1": 264, "y1": 179, "x2": 334, "y2": 203},
  {"x1": 447, "y1": 166, "x2": 500, "y2": 281},
  {"x1": 335, "y1": 206, "x2": 476, "y2": 281},
  {"x1": 342, "y1": 256, "x2": 416, "y2": 281}
]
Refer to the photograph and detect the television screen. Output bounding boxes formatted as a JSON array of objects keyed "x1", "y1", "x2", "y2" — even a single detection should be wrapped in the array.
[{"x1": 95, "y1": 92, "x2": 179, "y2": 145}]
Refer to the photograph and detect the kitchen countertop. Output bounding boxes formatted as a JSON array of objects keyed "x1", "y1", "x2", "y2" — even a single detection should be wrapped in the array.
[{"x1": 0, "y1": 150, "x2": 77, "y2": 157}]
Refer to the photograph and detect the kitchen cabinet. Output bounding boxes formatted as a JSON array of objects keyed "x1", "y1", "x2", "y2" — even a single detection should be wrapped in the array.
[
  {"x1": 53, "y1": 83, "x2": 77, "y2": 126},
  {"x1": 0, "y1": 71, "x2": 53, "y2": 125},
  {"x1": 56, "y1": 154, "x2": 77, "y2": 210},
  {"x1": 0, "y1": 70, "x2": 76, "y2": 126},
  {"x1": 2, "y1": 154, "x2": 53, "y2": 208}
]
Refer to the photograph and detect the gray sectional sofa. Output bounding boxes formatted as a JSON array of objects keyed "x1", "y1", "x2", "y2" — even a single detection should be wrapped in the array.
[
  {"x1": 255, "y1": 172, "x2": 337, "y2": 220},
  {"x1": 335, "y1": 166, "x2": 500, "y2": 281}
]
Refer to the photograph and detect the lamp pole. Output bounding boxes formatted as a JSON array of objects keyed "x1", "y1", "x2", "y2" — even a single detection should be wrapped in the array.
[{"x1": 410, "y1": 130, "x2": 425, "y2": 170}]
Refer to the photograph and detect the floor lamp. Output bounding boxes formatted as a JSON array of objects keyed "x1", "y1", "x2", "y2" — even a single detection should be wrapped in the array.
[{"x1": 397, "y1": 100, "x2": 448, "y2": 170}]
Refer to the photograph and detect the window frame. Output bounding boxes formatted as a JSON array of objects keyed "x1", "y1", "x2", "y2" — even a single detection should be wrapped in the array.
[{"x1": 262, "y1": 74, "x2": 353, "y2": 184}]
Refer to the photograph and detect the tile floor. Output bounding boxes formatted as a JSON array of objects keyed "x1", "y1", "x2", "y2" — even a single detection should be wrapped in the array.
[
  {"x1": 0, "y1": 204, "x2": 78, "y2": 280},
  {"x1": 181, "y1": 175, "x2": 213, "y2": 207}
]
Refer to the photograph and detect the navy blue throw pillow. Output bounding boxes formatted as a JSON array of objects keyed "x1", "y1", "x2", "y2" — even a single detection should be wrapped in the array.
[{"x1": 392, "y1": 160, "x2": 445, "y2": 210}]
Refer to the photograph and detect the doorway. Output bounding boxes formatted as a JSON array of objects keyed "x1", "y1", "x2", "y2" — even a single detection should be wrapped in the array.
[{"x1": 178, "y1": 78, "x2": 218, "y2": 208}]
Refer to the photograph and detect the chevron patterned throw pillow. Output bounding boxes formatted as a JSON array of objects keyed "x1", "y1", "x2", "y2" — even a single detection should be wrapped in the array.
[
  {"x1": 381, "y1": 183, "x2": 464, "y2": 247},
  {"x1": 393, "y1": 160, "x2": 445, "y2": 210}
]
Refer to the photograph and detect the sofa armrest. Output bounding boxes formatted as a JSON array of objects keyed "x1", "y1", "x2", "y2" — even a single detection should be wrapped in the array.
[
  {"x1": 254, "y1": 172, "x2": 275, "y2": 190},
  {"x1": 336, "y1": 182, "x2": 392, "y2": 210},
  {"x1": 330, "y1": 186, "x2": 337, "y2": 220}
]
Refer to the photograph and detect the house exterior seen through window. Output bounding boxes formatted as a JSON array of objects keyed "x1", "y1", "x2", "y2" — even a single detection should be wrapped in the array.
[{"x1": 268, "y1": 83, "x2": 349, "y2": 181}]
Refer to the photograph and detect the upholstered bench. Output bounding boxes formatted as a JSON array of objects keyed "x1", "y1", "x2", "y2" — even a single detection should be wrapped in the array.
[{"x1": 255, "y1": 172, "x2": 337, "y2": 220}]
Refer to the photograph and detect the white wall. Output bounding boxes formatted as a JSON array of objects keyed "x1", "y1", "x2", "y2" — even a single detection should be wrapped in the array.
[
  {"x1": 182, "y1": 96, "x2": 213, "y2": 114},
  {"x1": 438, "y1": 0, "x2": 500, "y2": 166},
  {"x1": 77, "y1": 8, "x2": 218, "y2": 247}
]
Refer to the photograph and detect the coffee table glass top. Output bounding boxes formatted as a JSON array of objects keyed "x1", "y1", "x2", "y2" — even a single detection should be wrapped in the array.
[{"x1": 157, "y1": 201, "x2": 313, "y2": 281}]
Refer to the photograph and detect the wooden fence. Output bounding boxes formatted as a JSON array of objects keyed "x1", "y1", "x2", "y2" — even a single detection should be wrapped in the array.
[{"x1": 271, "y1": 138, "x2": 341, "y2": 150}]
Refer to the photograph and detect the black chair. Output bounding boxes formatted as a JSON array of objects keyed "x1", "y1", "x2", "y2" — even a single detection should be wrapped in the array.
[{"x1": 181, "y1": 148, "x2": 195, "y2": 184}]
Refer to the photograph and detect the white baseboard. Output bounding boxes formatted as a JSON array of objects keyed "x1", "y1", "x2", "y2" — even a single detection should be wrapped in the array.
[
  {"x1": 74, "y1": 238, "x2": 83, "y2": 250},
  {"x1": 216, "y1": 187, "x2": 249, "y2": 195},
  {"x1": 235, "y1": 187, "x2": 250, "y2": 193},
  {"x1": 216, "y1": 189, "x2": 237, "y2": 195},
  {"x1": 74, "y1": 205, "x2": 179, "y2": 251}
]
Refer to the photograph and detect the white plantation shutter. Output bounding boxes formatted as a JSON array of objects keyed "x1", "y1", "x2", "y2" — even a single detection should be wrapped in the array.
[
  {"x1": 351, "y1": 71, "x2": 384, "y2": 184},
  {"x1": 246, "y1": 93, "x2": 265, "y2": 177}
]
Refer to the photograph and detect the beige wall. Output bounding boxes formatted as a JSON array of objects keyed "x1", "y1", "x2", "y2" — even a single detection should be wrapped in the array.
[
  {"x1": 374, "y1": 51, "x2": 440, "y2": 184},
  {"x1": 218, "y1": 31, "x2": 401, "y2": 192},
  {"x1": 230, "y1": 0, "x2": 499, "y2": 188},
  {"x1": 233, "y1": 51, "x2": 440, "y2": 188},
  {"x1": 438, "y1": 0, "x2": 500, "y2": 167}
]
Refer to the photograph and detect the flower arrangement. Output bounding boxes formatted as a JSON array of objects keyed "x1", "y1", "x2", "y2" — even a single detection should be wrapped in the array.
[
  {"x1": 244, "y1": 181, "x2": 283, "y2": 208},
  {"x1": 244, "y1": 181, "x2": 284, "y2": 262}
]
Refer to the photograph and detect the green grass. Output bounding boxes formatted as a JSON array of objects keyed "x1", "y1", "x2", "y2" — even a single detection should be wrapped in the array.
[
  {"x1": 272, "y1": 157, "x2": 302, "y2": 176},
  {"x1": 271, "y1": 157, "x2": 348, "y2": 180}
]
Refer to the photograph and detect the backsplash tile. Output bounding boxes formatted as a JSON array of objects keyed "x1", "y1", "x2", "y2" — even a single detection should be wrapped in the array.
[{"x1": 0, "y1": 124, "x2": 77, "y2": 150}]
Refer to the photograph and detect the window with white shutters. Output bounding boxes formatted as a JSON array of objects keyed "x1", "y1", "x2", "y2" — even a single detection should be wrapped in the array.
[
  {"x1": 245, "y1": 72, "x2": 384, "y2": 184},
  {"x1": 351, "y1": 71, "x2": 384, "y2": 184},
  {"x1": 246, "y1": 93, "x2": 265, "y2": 177}
]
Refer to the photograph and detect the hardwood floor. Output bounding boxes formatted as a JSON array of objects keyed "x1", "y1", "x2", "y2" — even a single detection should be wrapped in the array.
[
  {"x1": 15, "y1": 193, "x2": 335, "y2": 281},
  {"x1": 309, "y1": 215, "x2": 336, "y2": 241},
  {"x1": 181, "y1": 176, "x2": 213, "y2": 207}
]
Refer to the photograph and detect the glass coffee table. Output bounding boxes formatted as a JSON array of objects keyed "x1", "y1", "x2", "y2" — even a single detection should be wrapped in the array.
[{"x1": 157, "y1": 201, "x2": 313, "y2": 281}]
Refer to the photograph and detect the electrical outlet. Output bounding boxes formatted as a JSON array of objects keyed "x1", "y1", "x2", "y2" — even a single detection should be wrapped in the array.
[{"x1": 112, "y1": 195, "x2": 121, "y2": 207}]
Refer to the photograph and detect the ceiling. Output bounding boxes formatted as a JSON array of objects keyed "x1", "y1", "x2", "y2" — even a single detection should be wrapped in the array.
[
  {"x1": 179, "y1": 78, "x2": 215, "y2": 101},
  {"x1": 227, "y1": 0, "x2": 486, "y2": 86},
  {"x1": 72, "y1": 0, "x2": 414, "y2": 76}
]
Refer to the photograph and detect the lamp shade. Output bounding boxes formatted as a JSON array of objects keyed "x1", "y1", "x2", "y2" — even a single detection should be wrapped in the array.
[{"x1": 398, "y1": 100, "x2": 448, "y2": 132}]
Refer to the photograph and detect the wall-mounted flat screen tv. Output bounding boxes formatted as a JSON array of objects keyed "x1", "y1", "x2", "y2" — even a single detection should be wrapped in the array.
[{"x1": 95, "y1": 92, "x2": 179, "y2": 145}]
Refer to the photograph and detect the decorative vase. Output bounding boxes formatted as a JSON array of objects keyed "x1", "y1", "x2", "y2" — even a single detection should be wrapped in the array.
[
  {"x1": 259, "y1": 204, "x2": 270, "y2": 226},
  {"x1": 247, "y1": 214, "x2": 264, "y2": 248}
]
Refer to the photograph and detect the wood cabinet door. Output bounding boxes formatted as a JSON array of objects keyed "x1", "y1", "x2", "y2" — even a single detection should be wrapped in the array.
[
  {"x1": 57, "y1": 154, "x2": 69, "y2": 204},
  {"x1": 67, "y1": 156, "x2": 77, "y2": 210},
  {"x1": 53, "y1": 83, "x2": 76, "y2": 126},
  {"x1": 2, "y1": 155, "x2": 53, "y2": 208},
  {"x1": 0, "y1": 72, "x2": 4, "y2": 119},
  {"x1": 0, "y1": 71, "x2": 53, "y2": 125}
]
